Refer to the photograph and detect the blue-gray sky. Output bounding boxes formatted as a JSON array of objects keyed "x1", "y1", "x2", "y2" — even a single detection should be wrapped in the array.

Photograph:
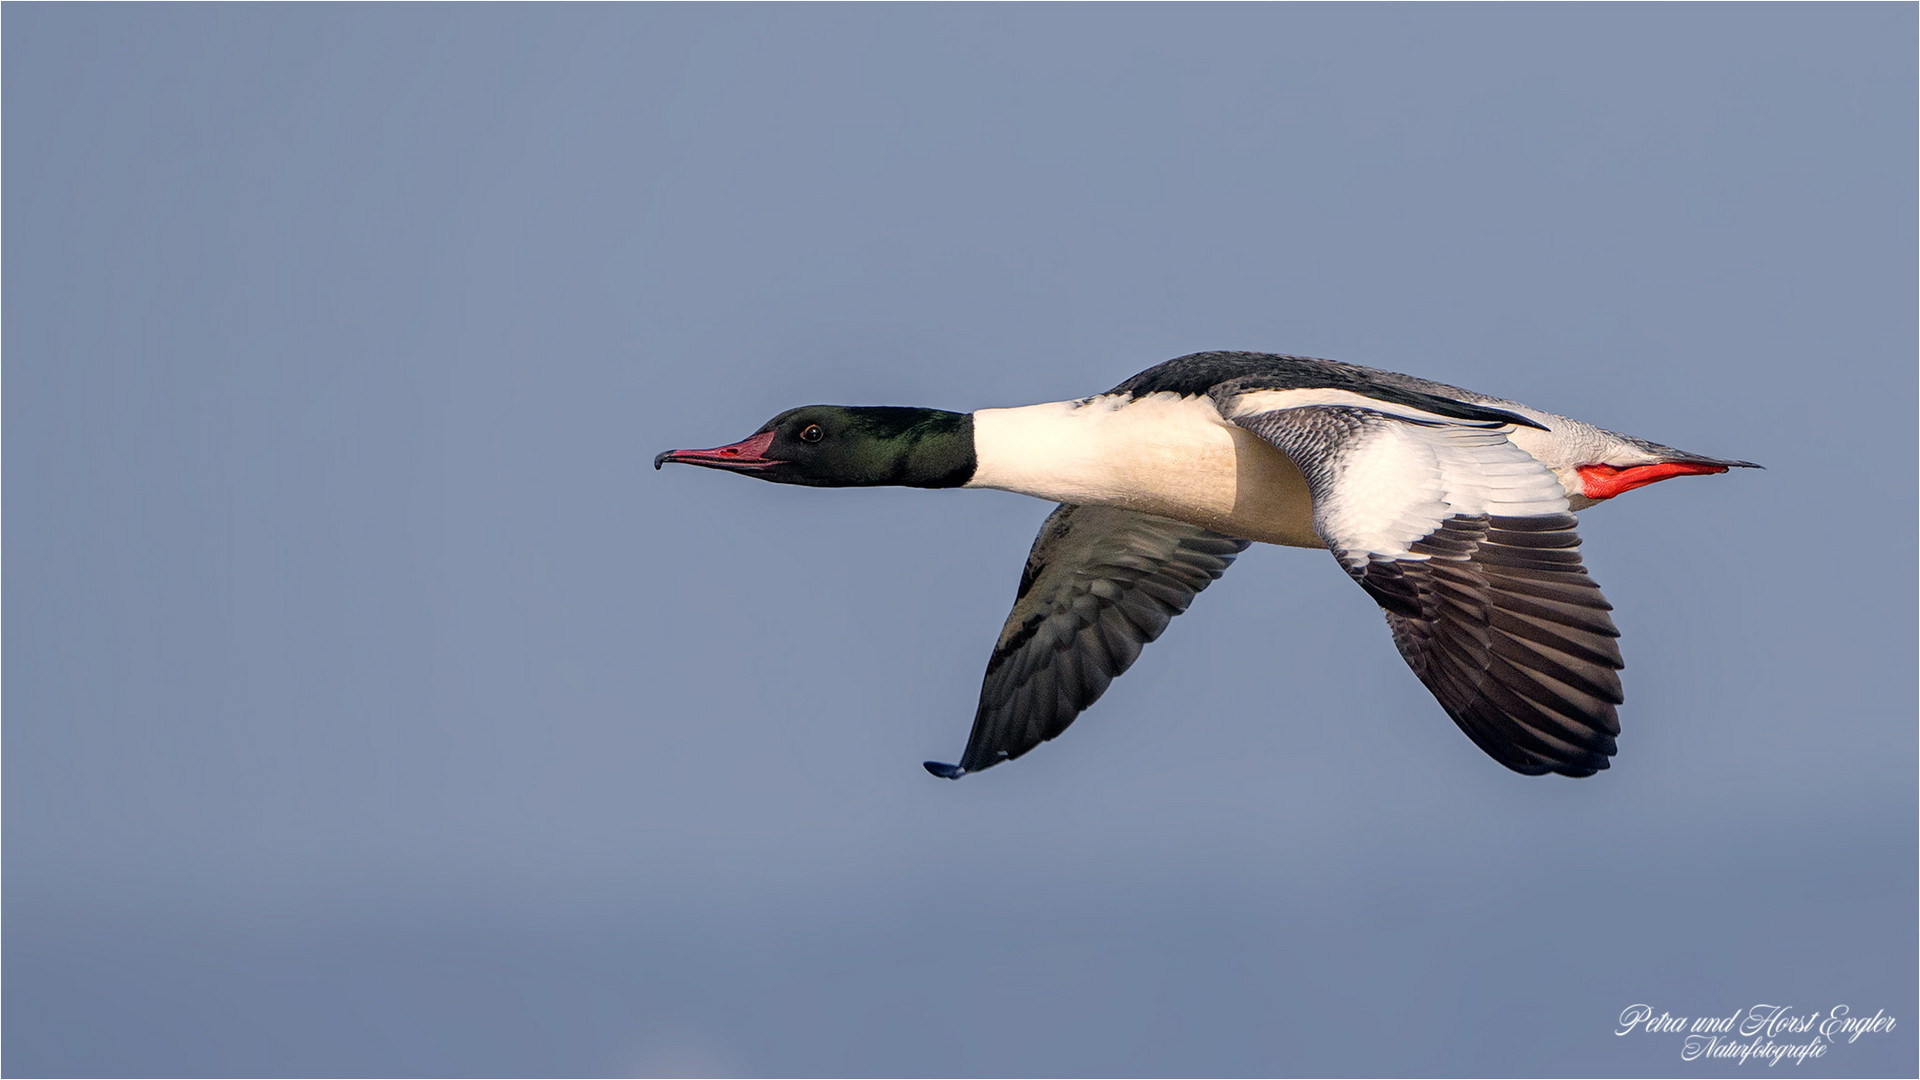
[{"x1": 6, "y1": 6, "x2": 1914, "y2": 1077}]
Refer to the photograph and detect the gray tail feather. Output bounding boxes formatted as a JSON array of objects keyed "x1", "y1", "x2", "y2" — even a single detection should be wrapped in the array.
[
  {"x1": 1669, "y1": 451, "x2": 1763, "y2": 470},
  {"x1": 1626, "y1": 437, "x2": 1763, "y2": 470}
]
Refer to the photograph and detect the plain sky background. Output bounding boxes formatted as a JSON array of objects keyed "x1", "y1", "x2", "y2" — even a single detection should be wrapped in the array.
[{"x1": 5, "y1": 6, "x2": 1915, "y2": 1077}]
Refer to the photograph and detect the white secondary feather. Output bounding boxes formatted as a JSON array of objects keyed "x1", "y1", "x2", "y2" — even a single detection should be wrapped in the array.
[
  {"x1": 1314, "y1": 421, "x2": 1570, "y2": 566},
  {"x1": 1211, "y1": 386, "x2": 1571, "y2": 566}
]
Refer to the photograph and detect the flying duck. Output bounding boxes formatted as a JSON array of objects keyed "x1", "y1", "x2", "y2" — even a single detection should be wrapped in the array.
[{"x1": 655, "y1": 351, "x2": 1756, "y2": 780}]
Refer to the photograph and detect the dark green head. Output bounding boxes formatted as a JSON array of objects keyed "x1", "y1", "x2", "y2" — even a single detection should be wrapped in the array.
[{"x1": 655, "y1": 405, "x2": 976, "y2": 488}]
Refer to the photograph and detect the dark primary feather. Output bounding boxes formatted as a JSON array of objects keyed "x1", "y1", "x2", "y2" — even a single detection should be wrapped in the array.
[
  {"x1": 926, "y1": 505, "x2": 1249, "y2": 778},
  {"x1": 1363, "y1": 514, "x2": 1623, "y2": 776}
]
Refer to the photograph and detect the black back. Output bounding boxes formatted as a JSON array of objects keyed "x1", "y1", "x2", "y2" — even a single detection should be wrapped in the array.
[{"x1": 1110, "y1": 351, "x2": 1546, "y2": 430}]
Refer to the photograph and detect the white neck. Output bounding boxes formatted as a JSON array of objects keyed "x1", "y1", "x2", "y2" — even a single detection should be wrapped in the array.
[{"x1": 964, "y1": 393, "x2": 1320, "y2": 547}]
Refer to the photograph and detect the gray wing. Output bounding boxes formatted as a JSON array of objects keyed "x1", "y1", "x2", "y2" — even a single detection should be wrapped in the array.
[
  {"x1": 924, "y1": 505, "x2": 1249, "y2": 779},
  {"x1": 1218, "y1": 391, "x2": 1625, "y2": 777}
]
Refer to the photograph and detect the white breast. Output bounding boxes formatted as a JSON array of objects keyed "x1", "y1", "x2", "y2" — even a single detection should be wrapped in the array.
[{"x1": 966, "y1": 393, "x2": 1322, "y2": 548}]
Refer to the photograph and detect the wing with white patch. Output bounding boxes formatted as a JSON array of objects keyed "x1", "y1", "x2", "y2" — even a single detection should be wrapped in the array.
[
  {"x1": 925, "y1": 504, "x2": 1249, "y2": 779},
  {"x1": 1220, "y1": 393, "x2": 1625, "y2": 777}
]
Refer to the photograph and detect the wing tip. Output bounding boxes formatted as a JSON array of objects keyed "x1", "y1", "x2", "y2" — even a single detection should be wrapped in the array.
[{"x1": 923, "y1": 760, "x2": 967, "y2": 780}]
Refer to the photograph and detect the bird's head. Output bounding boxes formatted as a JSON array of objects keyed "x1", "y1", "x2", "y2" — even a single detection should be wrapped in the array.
[{"x1": 655, "y1": 405, "x2": 976, "y2": 489}]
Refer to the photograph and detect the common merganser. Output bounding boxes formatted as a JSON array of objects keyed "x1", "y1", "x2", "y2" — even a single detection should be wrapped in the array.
[{"x1": 656, "y1": 352, "x2": 1757, "y2": 779}]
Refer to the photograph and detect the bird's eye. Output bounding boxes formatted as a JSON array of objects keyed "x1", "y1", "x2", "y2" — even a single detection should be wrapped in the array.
[{"x1": 799, "y1": 424, "x2": 824, "y2": 443}]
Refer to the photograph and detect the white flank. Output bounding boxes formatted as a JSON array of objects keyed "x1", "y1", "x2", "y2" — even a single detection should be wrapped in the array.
[{"x1": 966, "y1": 393, "x2": 1322, "y2": 548}]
